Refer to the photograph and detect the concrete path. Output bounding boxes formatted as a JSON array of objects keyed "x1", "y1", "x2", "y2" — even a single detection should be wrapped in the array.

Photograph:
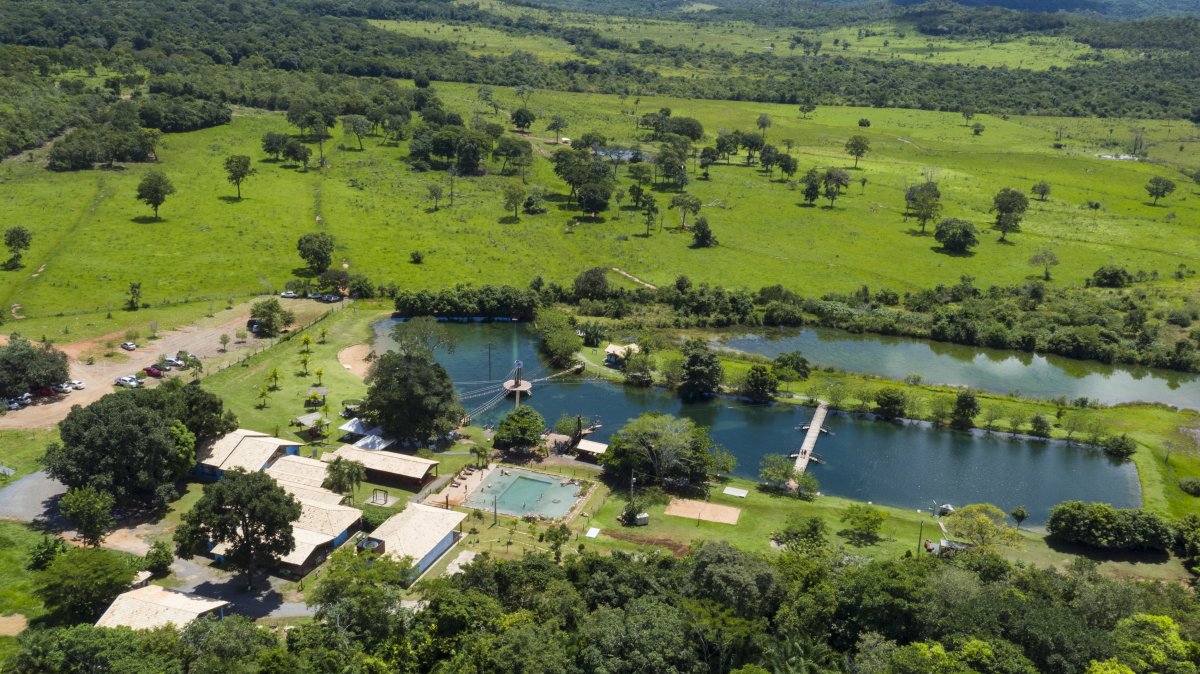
[{"x1": 0, "y1": 471, "x2": 66, "y2": 524}]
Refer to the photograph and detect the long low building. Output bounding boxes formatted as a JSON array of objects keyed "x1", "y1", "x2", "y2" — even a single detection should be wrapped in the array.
[
  {"x1": 265, "y1": 455, "x2": 346, "y2": 504},
  {"x1": 364, "y1": 502, "x2": 467, "y2": 576},
  {"x1": 196, "y1": 429, "x2": 300, "y2": 479},
  {"x1": 213, "y1": 497, "x2": 362, "y2": 574},
  {"x1": 97, "y1": 585, "x2": 227, "y2": 631},
  {"x1": 322, "y1": 445, "x2": 439, "y2": 486}
]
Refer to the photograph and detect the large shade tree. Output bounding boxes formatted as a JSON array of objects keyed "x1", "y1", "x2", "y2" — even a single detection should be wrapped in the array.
[
  {"x1": 174, "y1": 469, "x2": 301, "y2": 589},
  {"x1": 362, "y1": 350, "x2": 462, "y2": 443},
  {"x1": 601, "y1": 412, "x2": 733, "y2": 485}
]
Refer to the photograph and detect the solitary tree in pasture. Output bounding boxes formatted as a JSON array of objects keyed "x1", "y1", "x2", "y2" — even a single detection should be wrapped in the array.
[
  {"x1": 797, "y1": 101, "x2": 816, "y2": 118},
  {"x1": 801, "y1": 169, "x2": 822, "y2": 205},
  {"x1": 426, "y1": 183, "x2": 444, "y2": 210},
  {"x1": 840, "y1": 504, "x2": 885, "y2": 546},
  {"x1": 642, "y1": 196, "x2": 659, "y2": 237},
  {"x1": 547, "y1": 115, "x2": 569, "y2": 141},
  {"x1": 302, "y1": 110, "x2": 331, "y2": 162},
  {"x1": 990, "y1": 188, "x2": 1029, "y2": 241},
  {"x1": 1029, "y1": 248, "x2": 1060, "y2": 280},
  {"x1": 1145, "y1": 176, "x2": 1176, "y2": 205},
  {"x1": 823, "y1": 168, "x2": 851, "y2": 206},
  {"x1": 669, "y1": 193, "x2": 702, "y2": 229},
  {"x1": 844, "y1": 135, "x2": 870, "y2": 168},
  {"x1": 1010, "y1": 505, "x2": 1029, "y2": 529},
  {"x1": 283, "y1": 139, "x2": 312, "y2": 168},
  {"x1": 972, "y1": 123, "x2": 986, "y2": 136},
  {"x1": 515, "y1": 84, "x2": 535, "y2": 108},
  {"x1": 261, "y1": 132, "x2": 289, "y2": 160},
  {"x1": 1031, "y1": 180, "x2": 1051, "y2": 201},
  {"x1": 342, "y1": 115, "x2": 371, "y2": 150},
  {"x1": 135, "y1": 170, "x2": 175, "y2": 220},
  {"x1": 175, "y1": 469, "x2": 301, "y2": 590},
  {"x1": 781, "y1": 138, "x2": 795, "y2": 153},
  {"x1": 934, "y1": 218, "x2": 978, "y2": 254},
  {"x1": 756, "y1": 113, "x2": 772, "y2": 141},
  {"x1": 3, "y1": 226, "x2": 32, "y2": 269},
  {"x1": 777, "y1": 154, "x2": 798, "y2": 180},
  {"x1": 503, "y1": 182, "x2": 526, "y2": 220},
  {"x1": 961, "y1": 106, "x2": 976, "y2": 125},
  {"x1": 692, "y1": 217, "x2": 716, "y2": 248},
  {"x1": 223, "y1": 155, "x2": 256, "y2": 200},
  {"x1": 296, "y1": 232, "x2": 335, "y2": 273},
  {"x1": 511, "y1": 107, "x2": 536, "y2": 131}
]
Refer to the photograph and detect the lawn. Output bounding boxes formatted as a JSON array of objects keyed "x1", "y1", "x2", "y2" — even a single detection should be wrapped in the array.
[
  {"x1": 0, "y1": 521, "x2": 49, "y2": 660},
  {"x1": 2, "y1": 90, "x2": 1197, "y2": 339},
  {"x1": 0, "y1": 430, "x2": 55, "y2": 480}
]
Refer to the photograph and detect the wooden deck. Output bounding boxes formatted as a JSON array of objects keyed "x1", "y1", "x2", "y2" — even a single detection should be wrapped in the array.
[{"x1": 793, "y1": 403, "x2": 829, "y2": 474}]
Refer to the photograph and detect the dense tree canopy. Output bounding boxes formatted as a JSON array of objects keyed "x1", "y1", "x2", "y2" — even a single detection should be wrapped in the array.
[
  {"x1": 0, "y1": 333, "x2": 68, "y2": 398},
  {"x1": 362, "y1": 349, "x2": 462, "y2": 443}
]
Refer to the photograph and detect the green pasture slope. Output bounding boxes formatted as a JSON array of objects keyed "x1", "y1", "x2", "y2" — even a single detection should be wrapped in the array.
[{"x1": 1, "y1": 86, "x2": 1197, "y2": 337}]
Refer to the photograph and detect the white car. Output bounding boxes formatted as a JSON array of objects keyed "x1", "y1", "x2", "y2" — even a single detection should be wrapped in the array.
[
  {"x1": 52, "y1": 383, "x2": 73, "y2": 394},
  {"x1": 69, "y1": 380, "x2": 85, "y2": 390},
  {"x1": 280, "y1": 291, "x2": 299, "y2": 299},
  {"x1": 121, "y1": 342, "x2": 137, "y2": 351},
  {"x1": 163, "y1": 357, "x2": 185, "y2": 367},
  {"x1": 115, "y1": 376, "x2": 141, "y2": 388}
]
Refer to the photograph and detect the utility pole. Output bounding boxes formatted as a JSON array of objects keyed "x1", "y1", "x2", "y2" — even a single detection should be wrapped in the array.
[{"x1": 917, "y1": 520, "x2": 924, "y2": 556}]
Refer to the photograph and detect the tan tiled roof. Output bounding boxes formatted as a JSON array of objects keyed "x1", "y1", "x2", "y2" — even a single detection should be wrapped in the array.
[
  {"x1": 369, "y1": 502, "x2": 466, "y2": 565},
  {"x1": 323, "y1": 445, "x2": 437, "y2": 480},
  {"x1": 96, "y1": 585, "x2": 226, "y2": 631}
]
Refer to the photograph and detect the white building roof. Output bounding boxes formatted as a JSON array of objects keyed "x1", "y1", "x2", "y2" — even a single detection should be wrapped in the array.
[
  {"x1": 338, "y1": 418, "x2": 382, "y2": 436},
  {"x1": 276, "y1": 480, "x2": 345, "y2": 505},
  {"x1": 279, "y1": 527, "x2": 337, "y2": 568},
  {"x1": 265, "y1": 455, "x2": 329, "y2": 488},
  {"x1": 324, "y1": 445, "x2": 437, "y2": 480},
  {"x1": 96, "y1": 585, "x2": 227, "y2": 631},
  {"x1": 197, "y1": 429, "x2": 296, "y2": 472},
  {"x1": 576, "y1": 438, "x2": 608, "y2": 455},
  {"x1": 370, "y1": 503, "x2": 466, "y2": 565},
  {"x1": 353, "y1": 434, "x2": 395, "y2": 450},
  {"x1": 295, "y1": 498, "x2": 361, "y2": 537}
]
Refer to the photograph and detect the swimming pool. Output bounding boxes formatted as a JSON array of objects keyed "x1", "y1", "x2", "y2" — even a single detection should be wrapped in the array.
[{"x1": 462, "y1": 468, "x2": 582, "y2": 519}]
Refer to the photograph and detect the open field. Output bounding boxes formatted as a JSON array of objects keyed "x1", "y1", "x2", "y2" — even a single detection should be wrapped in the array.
[
  {"x1": 429, "y1": 0, "x2": 1139, "y2": 70},
  {"x1": 2, "y1": 89, "x2": 1198, "y2": 338}
]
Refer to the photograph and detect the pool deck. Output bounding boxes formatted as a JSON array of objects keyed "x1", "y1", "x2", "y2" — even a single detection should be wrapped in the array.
[{"x1": 425, "y1": 463, "x2": 493, "y2": 508}]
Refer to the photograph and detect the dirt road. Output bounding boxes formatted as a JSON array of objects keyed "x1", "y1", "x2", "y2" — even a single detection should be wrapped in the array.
[{"x1": 0, "y1": 298, "x2": 325, "y2": 430}]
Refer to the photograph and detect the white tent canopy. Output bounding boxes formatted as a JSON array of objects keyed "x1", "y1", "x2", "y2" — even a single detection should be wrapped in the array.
[
  {"x1": 338, "y1": 417, "x2": 382, "y2": 436},
  {"x1": 353, "y1": 434, "x2": 395, "y2": 450}
]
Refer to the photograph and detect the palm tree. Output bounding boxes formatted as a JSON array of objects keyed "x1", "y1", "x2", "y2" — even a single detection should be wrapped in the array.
[
  {"x1": 471, "y1": 444, "x2": 491, "y2": 468},
  {"x1": 314, "y1": 367, "x2": 325, "y2": 386},
  {"x1": 318, "y1": 327, "x2": 328, "y2": 344},
  {"x1": 256, "y1": 386, "x2": 270, "y2": 409},
  {"x1": 301, "y1": 334, "x2": 313, "y2": 354},
  {"x1": 267, "y1": 368, "x2": 282, "y2": 390},
  {"x1": 297, "y1": 354, "x2": 310, "y2": 375},
  {"x1": 322, "y1": 457, "x2": 366, "y2": 503}
]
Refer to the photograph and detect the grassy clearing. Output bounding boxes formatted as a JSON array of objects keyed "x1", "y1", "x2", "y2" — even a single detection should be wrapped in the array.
[
  {"x1": 0, "y1": 521, "x2": 48, "y2": 660},
  {"x1": 0, "y1": 430, "x2": 55, "y2": 480},
  {"x1": 3, "y1": 90, "x2": 1197, "y2": 335}
]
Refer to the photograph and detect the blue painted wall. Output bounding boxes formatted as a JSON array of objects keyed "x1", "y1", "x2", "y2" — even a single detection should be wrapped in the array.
[{"x1": 417, "y1": 531, "x2": 457, "y2": 573}]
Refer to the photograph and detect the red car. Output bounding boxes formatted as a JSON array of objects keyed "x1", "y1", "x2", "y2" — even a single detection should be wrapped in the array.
[{"x1": 142, "y1": 366, "x2": 163, "y2": 378}]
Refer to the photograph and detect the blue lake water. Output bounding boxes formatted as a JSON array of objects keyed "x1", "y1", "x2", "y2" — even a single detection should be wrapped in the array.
[
  {"x1": 374, "y1": 320, "x2": 1141, "y2": 523},
  {"x1": 720, "y1": 328, "x2": 1200, "y2": 410}
]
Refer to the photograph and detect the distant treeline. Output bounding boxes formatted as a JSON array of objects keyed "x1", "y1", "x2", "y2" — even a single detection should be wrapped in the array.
[
  {"x1": 0, "y1": 0, "x2": 1199, "y2": 134},
  {"x1": 385, "y1": 268, "x2": 1200, "y2": 374}
]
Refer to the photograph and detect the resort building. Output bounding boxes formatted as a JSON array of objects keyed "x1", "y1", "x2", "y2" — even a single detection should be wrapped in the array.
[
  {"x1": 362, "y1": 502, "x2": 466, "y2": 576},
  {"x1": 322, "y1": 444, "x2": 439, "y2": 486},
  {"x1": 96, "y1": 585, "x2": 227, "y2": 631},
  {"x1": 264, "y1": 455, "x2": 345, "y2": 504},
  {"x1": 195, "y1": 429, "x2": 300, "y2": 479}
]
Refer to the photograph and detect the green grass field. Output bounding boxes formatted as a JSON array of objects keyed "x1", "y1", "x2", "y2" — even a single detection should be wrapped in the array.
[
  {"x1": 2, "y1": 87, "x2": 1197, "y2": 339},
  {"x1": 422, "y1": 1, "x2": 1138, "y2": 71}
]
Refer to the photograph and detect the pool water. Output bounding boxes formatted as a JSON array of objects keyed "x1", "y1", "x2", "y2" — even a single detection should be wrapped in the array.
[{"x1": 463, "y1": 468, "x2": 581, "y2": 519}]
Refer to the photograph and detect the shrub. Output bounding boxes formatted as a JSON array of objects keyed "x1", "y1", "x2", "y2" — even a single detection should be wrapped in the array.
[
  {"x1": 1179, "y1": 477, "x2": 1200, "y2": 497},
  {"x1": 1090, "y1": 265, "x2": 1133, "y2": 288},
  {"x1": 1047, "y1": 500, "x2": 1173, "y2": 552},
  {"x1": 410, "y1": 250, "x2": 424, "y2": 264},
  {"x1": 1102, "y1": 434, "x2": 1137, "y2": 460},
  {"x1": 143, "y1": 540, "x2": 173, "y2": 575}
]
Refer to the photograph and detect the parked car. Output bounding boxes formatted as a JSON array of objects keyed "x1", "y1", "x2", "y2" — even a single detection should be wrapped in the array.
[
  {"x1": 163, "y1": 357, "x2": 184, "y2": 368},
  {"x1": 121, "y1": 342, "x2": 137, "y2": 351},
  {"x1": 307, "y1": 292, "x2": 323, "y2": 300},
  {"x1": 115, "y1": 376, "x2": 141, "y2": 388},
  {"x1": 247, "y1": 318, "x2": 261, "y2": 334},
  {"x1": 5, "y1": 400, "x2": 18, "y2": 411},
  {"x1": 52, "y1": 382, "x2": 73, "y2": 394},
  {"x1": 322, "y1": 294, "x2": 342, "y2": 303},
  {"x1": 14, "y1": 393, "x2": 32, "y2": 406},
  {"x1": 280, "y1": 291, "x2": 299, "y2": 299},
  {"x1": 143, "y1": 366, "x2": 163, "y2": 378},
  {"x1": 69, "y1": 380, "x2": 85, "y2": 390}
]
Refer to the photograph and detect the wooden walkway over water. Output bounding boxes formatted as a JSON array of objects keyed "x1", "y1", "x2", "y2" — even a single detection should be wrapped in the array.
[{"x1": 793, "y1": 403, "x2": 829, "y2": 474}]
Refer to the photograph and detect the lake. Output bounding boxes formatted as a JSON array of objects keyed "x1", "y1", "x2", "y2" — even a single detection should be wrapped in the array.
[
  {"x1": 720, "y1": 327, "x2": 1200, "y2": 410},
  {"x1": 374, "y1": 320, "x2": 1141, "y2": 523}
]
